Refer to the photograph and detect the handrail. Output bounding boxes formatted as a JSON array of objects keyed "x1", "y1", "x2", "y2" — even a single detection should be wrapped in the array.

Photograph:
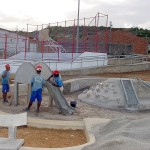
[{"x1": 136, "y1": 77, "x2": 150, "y2": 89}]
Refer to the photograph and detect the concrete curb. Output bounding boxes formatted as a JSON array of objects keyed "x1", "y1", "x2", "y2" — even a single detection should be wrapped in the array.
[
  {"x1": 20, "y1": 117, "x2": 110, "y2": 150},
  {"x1": 0, "y1": 111, "x2": 110, "y2": 150}
]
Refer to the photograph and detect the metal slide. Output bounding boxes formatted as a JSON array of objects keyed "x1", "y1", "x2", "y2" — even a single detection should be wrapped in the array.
[
  {"x1": 121, "y1": 79, "x2": 139, "y2": 107},
  {"x1": 45, "y1": 82, "x2": 75, "y2": 115}
]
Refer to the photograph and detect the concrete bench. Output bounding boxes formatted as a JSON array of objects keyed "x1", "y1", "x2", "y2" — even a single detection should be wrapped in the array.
[{"x1": 0, "y1": 112, "x2": 27, "y2": 150}]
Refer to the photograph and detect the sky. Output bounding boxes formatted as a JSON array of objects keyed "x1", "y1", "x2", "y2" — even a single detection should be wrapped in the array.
[{"x1": 0, "y1": 0, "x2": 150, "y2": 31}]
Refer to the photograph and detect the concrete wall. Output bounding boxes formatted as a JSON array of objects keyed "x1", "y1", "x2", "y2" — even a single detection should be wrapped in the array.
[
  {"x1": 108, "y1": 57, "x2": 143, "y2": 65},
  {"x1": 63, "y1": 78, "x2": 106, "y2": 94},
  {"x1": 61, "y1": 62, "x2": 150, "y2": 76},
  {"x1": 111, "y1": 30, "x2": 148, "y2": 54},
  {"x1": 1, "y1": 60, "x2": 149, "y2": 81}
]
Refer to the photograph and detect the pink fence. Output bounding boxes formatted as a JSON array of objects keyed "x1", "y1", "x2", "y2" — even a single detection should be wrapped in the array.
[{"x1": 0, "y1": 12, "x2": 109, "y2": 60}]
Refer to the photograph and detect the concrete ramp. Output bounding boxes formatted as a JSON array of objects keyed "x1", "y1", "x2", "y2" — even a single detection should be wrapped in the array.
[
  {"x1": 121, "y1": 79, "x2": 139, "y2": 107},
  {"x1": 45, "y1": 82, "x2": 74, "y2": 115}
]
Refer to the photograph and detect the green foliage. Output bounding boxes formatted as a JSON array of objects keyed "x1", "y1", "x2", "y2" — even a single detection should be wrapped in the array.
[
  {"x1": 128, "y1": 27, "x2": 150, "y2": 37},
  {"x1": 44, "y1": 25, "x2": 107, "y2": 40},
  {"x1": 27, "y1": 25, "x2": 150, "y2": 40}
]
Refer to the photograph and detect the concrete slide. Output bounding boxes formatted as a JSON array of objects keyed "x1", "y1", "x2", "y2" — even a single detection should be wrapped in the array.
[
  {"x1": 121, "y1": 79, "x2": 139, "y2": 107},
  {"x1": 45, "y1": 82, "x2": 75, "y2": 115}
]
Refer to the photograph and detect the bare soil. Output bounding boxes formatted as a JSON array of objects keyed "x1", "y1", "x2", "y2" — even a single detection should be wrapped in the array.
[
  {"x1": 0, "y1": 70, "x2": 150, "y2": 148},
  {"x1": 0, "y1": 126, "x2": 86, "y2": 148}
]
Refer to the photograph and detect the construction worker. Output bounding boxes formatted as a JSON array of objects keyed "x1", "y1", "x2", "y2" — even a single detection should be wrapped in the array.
[
  {"x1": 25, "y1": 65, "x2": 45, "y2": 113},
  {"x1": 48, "y1": 70, "x2": 64, "y2": 92},
  {"x1": 1, "y1": 64, "x2": 11, "y2": 103}
]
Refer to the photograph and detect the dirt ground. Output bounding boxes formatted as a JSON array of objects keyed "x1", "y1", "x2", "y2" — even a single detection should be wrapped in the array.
[
  {"x1": 0, "y1": 70, "x2": 150, "y2": 148},
  {"x1": 0, "y1": 126, "x2": 86, "y2": 148}
]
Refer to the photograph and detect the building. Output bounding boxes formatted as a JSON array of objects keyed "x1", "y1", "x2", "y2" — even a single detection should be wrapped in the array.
[
  {"x1": 109, "y1": 30, "x2": 148, "y2": 55},
  {"x1": 0, "y1": 28, "x2": 36, "y2": 59}
]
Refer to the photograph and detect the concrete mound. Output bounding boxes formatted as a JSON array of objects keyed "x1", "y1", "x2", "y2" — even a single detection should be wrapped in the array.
[{"x1": 78, "y1": 78, "x2": 150, "y2": 111}]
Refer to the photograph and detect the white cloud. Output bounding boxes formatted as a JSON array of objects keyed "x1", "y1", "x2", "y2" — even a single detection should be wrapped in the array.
[
  {"x1": 138, "y1": 22, "x2": 150, "y2": 30},
  {"x1": 99, "y1": 0, "x2": 127, "y2": 5},
  {"x1": 0, "y1": 0, "x2": 150, "y2": 30},
  {"x1": 123, "y1": 23, "x2": 133, "y2": 28}
]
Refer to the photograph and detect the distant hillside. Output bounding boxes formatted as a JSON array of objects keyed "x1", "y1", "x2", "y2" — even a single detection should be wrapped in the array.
[
  {"x1": 16, "y1": 26, "x2": 150, "y2": 41},
  {"x1": 47, "y1": 26, "x2": 150, "y2": 39}
]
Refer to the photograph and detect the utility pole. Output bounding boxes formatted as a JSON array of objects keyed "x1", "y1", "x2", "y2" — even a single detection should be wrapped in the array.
[
  {"x1": 76, "y1": 0, "x2": 80, "y2": 53},
  {"x1": 109, "y1": 21, "x2": 113, "y2": 55},
  {"x1": 145, "y1": 34, "x2": 149, "y2": 55}
]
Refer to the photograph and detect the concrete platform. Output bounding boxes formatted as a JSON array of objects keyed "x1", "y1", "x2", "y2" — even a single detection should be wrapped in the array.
[
  {"x1": 0, "y1": 112, "x2": 27, "y2": 150},
  {"x1": 0, "y1": 138, "x2": 24, "y2": 150}
]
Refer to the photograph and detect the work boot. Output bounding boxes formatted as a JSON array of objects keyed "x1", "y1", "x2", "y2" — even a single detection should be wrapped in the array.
[
  {"x1": 36, "y1": 102, "x2": 41, "y2": 113},
  {"x1": 3, "y1": 100, "x2": 9, "y2": 103},
  {"x1": 36, "y1": 109, "x2": 39, "y2": 113},
  {"x1": 24, "y1": 107, "x2": 30, "y2": 112}
]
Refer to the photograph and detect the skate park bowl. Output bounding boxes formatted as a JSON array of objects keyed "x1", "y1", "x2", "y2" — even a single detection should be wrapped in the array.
[
  {"x1": 1, "y1": 74, "x2": 150, "y2": 150},
  {"x1": 1, "y1": 76, "x2": 150, "y2": 150},
  {"x1": 0, "y1": 60, "x2": 150, "y2": 149}
]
